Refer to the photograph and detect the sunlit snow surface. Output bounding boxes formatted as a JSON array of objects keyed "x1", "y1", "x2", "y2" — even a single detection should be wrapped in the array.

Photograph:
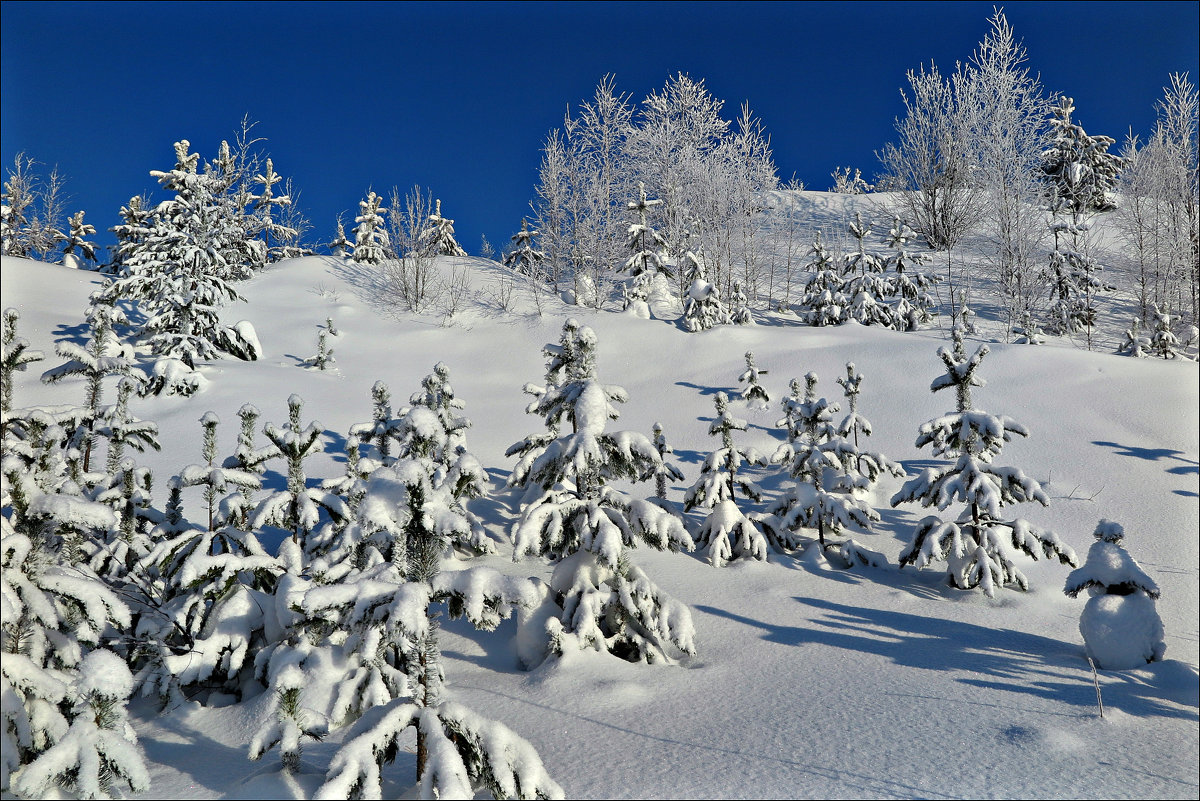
[{"x1": 3, "y1": 192, "x2": 1197, "y2": 799}]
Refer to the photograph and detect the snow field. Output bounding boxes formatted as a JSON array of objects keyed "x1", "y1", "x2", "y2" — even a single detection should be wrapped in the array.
[{"x1": 2, "y1": 219, "x2": 1196, "y2": 798}]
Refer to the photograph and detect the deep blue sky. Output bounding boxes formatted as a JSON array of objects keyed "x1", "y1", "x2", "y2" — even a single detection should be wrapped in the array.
[{"x1": 3, "y1": 1, "x2": 1197, "y2": 261}]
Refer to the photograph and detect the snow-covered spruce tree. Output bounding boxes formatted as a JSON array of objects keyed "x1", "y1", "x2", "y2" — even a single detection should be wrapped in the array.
[
  {"x1": 681, "y1": 250, "x2": 730, "y2": 332},
  {"x1": 760, "y1": 372, "x2": 897, "y2": 563},
  {"x1": 392, "y1": 362, "x2": 493, "y2": 555},
  {"x1": 137, "y1": 419, "x2": 279, "y2": 701},
  {"x1": 2, "y1": 308, "x2": 44, "y2": 416},
  {"x1": 509, "y1": 319, "x2": 695, "y2": 663},
  {"x1": 1045, "y1": 220, "x2": 1113, "y2": 344},
  {"x1": 60, "y1": 211, "x2": 97, "y2": 269},
  {"x1": 839, "y1": 213, "x2": 896, "y2": 328},
  {"x1": 351, "y1": 380, "x2": 403, "y2": 467},
  {"x1": 683, "y1": 391, "x2": 769, "y2": 566},
  {"x1": 420, "y1": 198, "x2": 467, "y2": 257},
  {"x1": 620, "y1": 182, "x2": 670, "y2": 304},
  {"x1": 40, "y1": 306, "x2": 137, "y2": 473},
  {"x1": 309, "y1": 466, "x2": 563, "y2": 800},
  {"x1": 328, "y1": 215, "x2": 352, "y2": 258},
  {"x1": 251, "y1": 394, "x2": 349, "y2": 573},
  {"x1": 1042, "y1": 96, "x2": 1123, "y2": 218},
  {"x1": 890, "y1": 332, "x2": 1078, "y2": 595},
  {"x1": 303, "y1": 328, "x2": 335, "y2": 371},
  {"x1": 1148, "y1": 303, "x2": 1187, "y2": 359},
  {"x1": 1, "y1": 473, "x2": 149, "y2": 797},
  {"x1": 798, "y1": 231, "x2": 847, "y2": 326},
  {"x1": 107, "y1": 195, "x2": 154, "y2": 275},
  {"x1": 737, "y1": 351, "x2": 770, "y2": 408},
  {"x1": 252, "y1": 158, "x2": 298, "y2": 262},
  {"x1": 651, "y1": 422, "x2": 684, "y2": 501},
  {"x1": 101, "y1": 141, "x2": 262, "y2": 373},
  {"x1": 729, "y1": 281, "x2": 753, "y2": 325},
  {"x1": 352, "y1": 191, "x2": 390, "y2": 265},
  {"x1": 503, "y1": 218, "x2": 545, "y2": 277},
  {"x1": 1064, "y1": 520, "x2": 1165, "y2": 670},
  {"x1": 1, "y1": 531, "x2": 150, "y2": 799},
  {"x1": 883, "y1": 216, "x2": 940, "y2": 330},
  {"x1": 222, "y1": 403, "x2": 273, "y2": 521}
]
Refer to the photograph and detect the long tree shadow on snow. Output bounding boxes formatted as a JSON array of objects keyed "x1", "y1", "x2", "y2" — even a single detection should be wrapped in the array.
[
  {"x1": 1092, "y1": 440, "x2": 1199, "y2": 472},
  {"x1": 696, "y1": 597, "x2": 1197, "y2": 721}
]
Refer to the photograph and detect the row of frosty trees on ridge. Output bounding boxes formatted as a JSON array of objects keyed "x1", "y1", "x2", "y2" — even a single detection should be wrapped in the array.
[
  {"x1": 2, "y1": 8, "x2": 1196, "y2": 345},
  {"x1": 3, "y1": 276, "x2": 1168, "y2": 798},
  {"x1": 518, "y1": 8, "x2": 1198, "y2": 343}
]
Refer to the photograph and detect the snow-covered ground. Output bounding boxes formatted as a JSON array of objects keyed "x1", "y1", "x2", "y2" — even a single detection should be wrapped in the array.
[{"x1": 2, "y1": 193, "x2": 1197, "y2": 799}]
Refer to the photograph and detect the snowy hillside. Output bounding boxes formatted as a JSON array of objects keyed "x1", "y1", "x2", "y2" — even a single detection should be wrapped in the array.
[{"x1": 2, "y1": 190, "x2": 1198, "y2": 799}]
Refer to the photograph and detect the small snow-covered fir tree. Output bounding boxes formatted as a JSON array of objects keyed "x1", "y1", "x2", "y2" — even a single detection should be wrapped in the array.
[
  {"x1": 1116, "y1": 317, "x2": 1151, "y2": 357},
  {"x1": 840, "y1": 213, "x2": 896, "y2": 328},
  {"x1": 508, "y1": 320, "x2": 695, "y2": 663},
  {"x1": 729, "y1": 281, "x2": 753, "y2": 325},
  {"x1": 737, "y1": 351, "x2": 770, "y2": 407},
  {"x1": 503, "y1": 218, "x2": 545, "y2": 277},
  {"x1": 60, "y1": 210, "x2": 97, "y2": 268},
  {"x1": 1042, "y1": 96, "x2": 1123, "y2": 216},
  {"x1": 328, "y1": 215, "x2": 352, "y2": 258},
  {"x1": 352, "y1": 191, "x2": 390, "y2": 265},
  {"x1": 883, "y1": 216, "x2": 939, "y2": 329},
  {"x1": 252, "y1": 158, "x2": 298, "y2": 262},
  {"x1": 681, "y1": 250, "x2": 730, "y2": 332},
  {"x1": 251, "y1": 394, "x2": 349, "y2": 573},
  {"x1": 1148, "y1": 303, "x2": 1186, "y2": 359},
  {"x1": 393, "y1": 362, "x2": 492, "y2": 555},
  {"x1": 40, "y1": 306, "x2": 137, "y2": 473},
  {"x1": 420, "y1": 198, "x2": 467, "y2": 257},
  {"x1": 2, "y1": 308, "x2": 44, "y2": 415},
  {"x1": 1064, "y1": 520, "x2": 1165, "y2": 670},
  {"x1": 622, "y1": 183, "x2": 670, "y2": 279},
  {"x1": 798, "y1": 231, "x2": 846, "y2": 326},
  {"x1": 302, "y1": 328, "x2": 335, "y2": 371},
  {"x1": 684, "y1": 391, "x2": 769, "y2": 566},
  {"x1": 651, "y1": 422, "x2": 684, "y2": 501},
  {"x1": 891, "y1": 332, "x2": 1078, "y2": 595},
  {"x1": 249, "y1": 458, "x2": 562, "y2": 797},
  {"x1": 1, "y1": 504, "x2": 149, "y2": 798},
  {"x1": 760, "y1": 372, "x2": 896, "y2": 562}
]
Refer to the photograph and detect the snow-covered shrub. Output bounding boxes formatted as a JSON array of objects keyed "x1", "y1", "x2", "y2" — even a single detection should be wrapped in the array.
[{"x1": 1064, "y1": 521, "x2": 1165, "y2": 670}]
